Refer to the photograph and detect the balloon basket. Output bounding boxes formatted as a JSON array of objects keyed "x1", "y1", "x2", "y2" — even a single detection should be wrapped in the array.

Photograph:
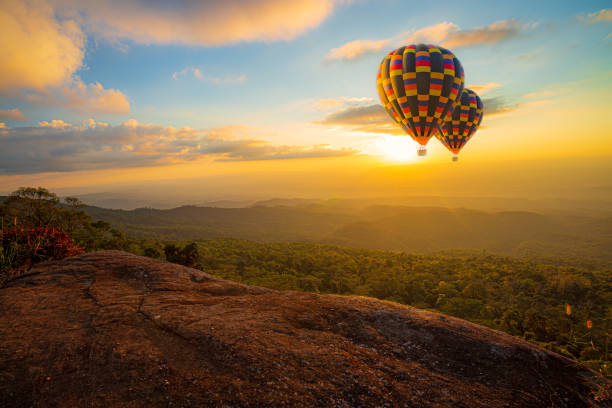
[
  {"x1": 417, "y1": 146, "x2": 427, "y2": 156},
  {"x1": 452, "y1": 155, "x2": 458, "y2": 162}
]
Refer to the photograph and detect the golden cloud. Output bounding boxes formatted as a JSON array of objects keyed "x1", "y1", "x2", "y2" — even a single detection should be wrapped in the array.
[
  {"x1": 482, "y1": 97, "x2": 518, "y2": 117},
  {"x1": 0, "y1": 0, "x2": 84, "y2": 92},
  {"x1": 442, "y1": 20, "x2": 523, "y2": 48},
  {"x1": 0, "y1": 108, "x2": 28, "y2": 121},
  {"x1": 53, "y1": 0, "x2": 336, "y2": 46},
  {"x1": 401, "y1": 21, "x2": 459, "y2": 45},
  {"x1": 327, "y1": 19, "x2": 527, "y2": 60},
  {"x1": 579, "y1": 9, "x2": 612, "y2": 24},
  {"x1": 62, "y1": 81, "x2": 130, "y2": 114},
  {"x1": 517, "y1": 51, "x2": 542, "y2": 61},
  {"x1": 326, "y1": 39, "x2": 390, "y2": 61},
  {"x1": 23, "y1": 80, "x2": 130, "y2": 115},
  {"x1": 0, "y1": 119, "x2": 355, "y2": 174},
  {"x1": 38, "y1": 119, "x2": 71, "y2": 128},
  {"x1": 318, "y1": 104, "x2": 405, "y2": 135},
  {"x1": 314, "y1": 97, "x2": 373, "y2": 111},
  {"x1": 320, "y1": 104, "x2": 389, "y2": 125},
  {"x1": 468, "y1": 83, "x2": 502, "y2": 96},
  {"x1": 0, "y1": 0, "x2": 129, "y2": 114}
]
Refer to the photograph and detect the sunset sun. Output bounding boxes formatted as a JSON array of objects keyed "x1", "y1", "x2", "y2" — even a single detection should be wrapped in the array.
[{"x1": 376, "y1": 135, "x2": 418, "y2": 163}]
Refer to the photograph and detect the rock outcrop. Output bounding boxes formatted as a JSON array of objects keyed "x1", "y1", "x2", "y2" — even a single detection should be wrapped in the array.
[{"x1": 0, "y1": 251, "x2": 609, "y2": 407}]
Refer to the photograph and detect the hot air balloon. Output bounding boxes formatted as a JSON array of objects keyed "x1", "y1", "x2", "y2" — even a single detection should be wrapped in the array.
[
  {"x1": 377, "y1": 44, "x2": 465, "y2": 156},
  {"x1": 436, "y1": 88, "x2": 484, "y2": 161}
]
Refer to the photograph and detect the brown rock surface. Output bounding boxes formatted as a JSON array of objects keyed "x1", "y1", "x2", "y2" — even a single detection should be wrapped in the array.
[{"x1": 0, "y1": 251, "x2": 609, "y2": 407}]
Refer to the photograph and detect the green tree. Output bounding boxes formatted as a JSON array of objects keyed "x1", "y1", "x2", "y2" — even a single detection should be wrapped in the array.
[{"x1": 2, "y1": 187, "x2": 60, "y2": 227}]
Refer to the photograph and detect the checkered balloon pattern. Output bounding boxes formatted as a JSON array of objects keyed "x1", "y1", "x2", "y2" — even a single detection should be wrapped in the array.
[
  {"x1": 436, "y1": 88, "x2": 484, "y2": 156},
  {"x1": 376, "y1": 44, "x2": 465, "y2": 147}
]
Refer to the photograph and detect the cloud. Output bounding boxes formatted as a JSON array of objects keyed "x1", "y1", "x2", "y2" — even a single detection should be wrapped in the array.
[
  {"x1": 0, "y1": 0, "x2": 84, "y2": 92},
  {"x1": 210, "y1": 141, "x2": 354, "y2": 162},
  {"x1": 0, "y1": 0, "x2": 129, "y2": 114},
  {"x1": 523, "y1": 90, "x2": 565, "y2": 99},
  {"x1": 284, "y1": 96, "x2": 374, "y2": 114},
  {"x1": 578, "y1": 9, "x2": 612, "y2": 24},
  {"x1": 61, "y1": 81, "x2": 130, "y2": 114},
  {"x1": 318, "y1": 104, "x2": 405, "y2": 135},
  {"x1": 441, "y1": 19, "x2": 524, "y2": 48},
  {"x1": 482, "y1": 97, "x2": 517, "y2": 117},
  {"x1": 0, "y1": 119, "x2": 355, "y2": 174},
  {"x1": 517, "y1": 51, "x2": 542, "y2": 61},
  {"x1": 313, "y1": 97, "x2": 373, "y2": 111},
  {"x1": 83, "y1": 118, "x2": 109, "y2": 128},
  {"x1": 53, "y1": 0, "x2": 336, "y2": 46},
  {"x1": 468, "y1": 83, "x2": 501, "y2": 96},
  {"x1": 25, "y1": 80, "x2": 130, "y2": 114},
  {"x1": 400, "y1": 21, "x2": 460, "y2": 45},
  {"x1": 0, "y1": 108, "x2": 28, "y2": 121},
  {"x1": 326, "y1": 39, "x2": 390, "y2": 61},
  {"x1": 38, "y1": 119, "x2": 71, "y2": 128},
  {"x1": 325, "y1": 21, "x2": 459, "y2": 60},
  {"x1": 316, "y1": 94, "x2": 516, "y2": 130},
  {"x1": 320, "y1": 104, "x2": 388, "y2": 125},
  {"x1": 327, "y1": 19, "x2": 527, "y2": 60},
  {"x1": 172, "y1": 67, "x2": 246, "y2": 84}
]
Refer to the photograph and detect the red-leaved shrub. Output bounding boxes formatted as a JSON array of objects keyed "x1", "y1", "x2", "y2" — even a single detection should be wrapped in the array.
[{"x1": 1, "y1": 227, "x2": 83, "y2": 281}]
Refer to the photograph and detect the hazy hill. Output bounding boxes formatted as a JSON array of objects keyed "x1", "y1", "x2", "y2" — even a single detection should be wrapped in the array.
[
  {"x1": 1, "y1": 251, "x2": 608, "y2": 407},
  {"x1": 82, "y1": 204, "x2": 612, "y2": 261},
  {"x1": 326, "y1": 206, "x2": 610, "y2": 258},
  {"x1": 67, "y1": 192, "x2": 612, "y2": 216},
  {"x1": 84, "y1": 204, "x2": 356, "y2": 242}
]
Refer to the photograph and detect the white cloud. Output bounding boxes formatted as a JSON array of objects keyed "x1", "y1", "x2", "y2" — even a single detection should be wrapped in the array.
[
  {"x1": 313, "y1": 97, "x2": 373, "y2": 111},
  {"x1": 172, "y1": 67, "x2": 246, "y2": 84}
]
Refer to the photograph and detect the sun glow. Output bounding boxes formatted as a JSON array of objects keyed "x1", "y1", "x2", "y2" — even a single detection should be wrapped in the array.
[{"x1": 376, "y1": 135, "x2": 418, "y2": 163}]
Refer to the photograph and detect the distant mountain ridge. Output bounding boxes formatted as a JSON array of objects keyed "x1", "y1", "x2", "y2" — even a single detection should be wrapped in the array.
[
  {"x1": 81, "y1": 203, "x2": 612, "y2": 261},
  {"x1": 51, "y1": 192, "x2": 612, "y2": 215}
]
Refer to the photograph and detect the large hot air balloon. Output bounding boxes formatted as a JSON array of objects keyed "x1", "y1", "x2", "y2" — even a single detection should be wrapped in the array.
[
  {"x1": 376, "y1": 44, "x2": 465, "y2": 156},
  {"x1": 436, "y1": 88, "x2": 483, "y2": 161}
]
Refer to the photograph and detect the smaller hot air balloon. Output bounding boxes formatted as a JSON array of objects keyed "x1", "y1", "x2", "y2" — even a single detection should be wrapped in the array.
[
  {"x1": 586, "y1": 320, "x2": 593, "y2": 329},
  {"x1": 436, "y1": 88, "x2": 483, "y2": 161},
  {"x1": 566, "y1": 304, "x2": 572, "y2": 316}
]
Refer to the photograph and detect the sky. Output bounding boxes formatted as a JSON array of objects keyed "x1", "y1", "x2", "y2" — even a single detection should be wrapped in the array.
[{"x1": 0, "y1": 0, "x2": 611, "y2": 206}]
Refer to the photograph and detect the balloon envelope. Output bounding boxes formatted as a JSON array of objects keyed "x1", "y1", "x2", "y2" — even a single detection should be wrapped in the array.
[
  {"x1": 436, "y1": 88, "x2": 484, "y2": 158},
  {"x1": 376, "y1": 44, "x2": 465, "y2": 151}
]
